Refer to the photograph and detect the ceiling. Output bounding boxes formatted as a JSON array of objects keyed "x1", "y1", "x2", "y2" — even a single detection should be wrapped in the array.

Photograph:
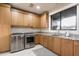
[{"x1": 10, "y1": 3, "x2": 73, "y2": 14}]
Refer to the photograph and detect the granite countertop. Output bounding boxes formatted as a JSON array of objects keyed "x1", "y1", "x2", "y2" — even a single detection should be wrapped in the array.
[
  {"x1": 11, "y1": 32, "x2": 79, "y2": 40},
  {"x1": 35, "y1": 32, "x2": 79, "y2": 40}
]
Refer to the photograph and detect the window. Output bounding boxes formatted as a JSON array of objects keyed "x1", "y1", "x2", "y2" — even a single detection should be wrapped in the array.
[
  {"x1": 51, "y1": 12, "x2": 60, "y2": 30},
  {"x1": 51, "y1": 6, "x2": 77, "y2": 30},
  {"x1": 61, "y1": 6, "x2": 77, "y2": 30}
]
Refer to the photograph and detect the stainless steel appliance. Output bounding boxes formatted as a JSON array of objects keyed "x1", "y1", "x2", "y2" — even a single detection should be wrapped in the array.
[
  {"x1": 11, "y1": 33, "x2": 24, "y2": 52},
  {"x1": 24, "y1": 33, "x2": 35, "y2": 49}
]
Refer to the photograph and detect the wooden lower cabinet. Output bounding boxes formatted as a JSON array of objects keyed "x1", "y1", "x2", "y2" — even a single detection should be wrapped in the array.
[
  {"x1": 74, "y1": 40, "x2": 79, "y2": 56},
  {"x1": 35, "y1": 34, "x2": 42, "y2": 44},
  {"x1": 61, "y1": 39, "x2": 74, "y2": 56},
  {"x1": 39, "y1": 35, "x2": 44, "y2": 45},
  {"x1": 35, "y1": 34, "x2": 75, "y2": 56},
  {"x1": 50, "y1": 37, "x2": 61, "y2": 55},
  {"x1": 48, "y1": 37, "x2": 54, "y2": 51},
  {"x1": 35, "y1": 35, "x2": 61, "y2": 55},
  {"x1": 43, "y1": 36, "x2": 49, "y2": 48},
  {"x1": 35, "y1": 34, "x2": 41, "y2": 44}
]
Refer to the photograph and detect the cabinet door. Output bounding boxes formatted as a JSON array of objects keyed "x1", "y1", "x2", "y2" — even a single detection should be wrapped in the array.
[
  {"x1": 24, "y1": 13, "x2": 33, "y2": 27},
  {"x1": 11, "y1": 11, "x2": 24, "y2": 26},
  {"x1": 32, "y1": 14, "x2": 40, "y2": 28},
  {"x1": 61, "y1": 39, "x2": 74, "y2": 56},
  {"x1": 40, "y1": 35, "x2": 44, "y2": 45},
  {"x1": 0, "y1": 5, "x2": 11, "y2": 52},
  {"x1": 0, "y1": 5, "x2": 11, "y2": 25},
  {"x1": 61, "y1": 6, "x2": 76, "y2": 30},
  {"x1": 40, "y1": 12, "x2": 48, "y2": 28},
  {"x1": 43, "y1": 36, "x2": 49, "y2": 48},
  {"x1": 48, "y1": 37, "x2": 54, "y2": 51},
  {"x1": 74, "y1": 40, "x2": 79, "y2": 56},
  {"x1": 35, "y1": 35, "x2": 40, "y2": 44},
  {"x1": 52, "y1": 37, "x2": 61, "y2": 55}
]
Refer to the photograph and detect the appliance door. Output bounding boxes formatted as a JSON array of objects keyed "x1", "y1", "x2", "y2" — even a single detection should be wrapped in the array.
[
  {"x1": 11, "y1": 35, "x2": 24, "y2": 52},
  {"x1": 11, "y1": 35, "x2": 19, "y2": 52},
  {"x1": 24, "y1": 36, "x2": 35, "y2": 49},
  {"x1": 18, "y1": 36, "x2": 24, "y2": 50},
  {"x1": 24, "y1": 36, "x2": 30, "y2": 49},
  {"x1": 27, "y1": 36, "x2": 35, "y2": 43}
]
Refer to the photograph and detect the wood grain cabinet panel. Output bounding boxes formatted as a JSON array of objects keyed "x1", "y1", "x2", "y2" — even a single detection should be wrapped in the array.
[
  {"x1": 11, "y1": 11, "x2": 24, "y2": 26},
  {"x1": 50, "y1": 37, "x2": 61, "y2": 55},
  {"x1": 0, "y1": 5, "x2": 11, "y2": 25},
  {"x1": 48, "y1": 37, "x2": 54, "y2": 51},
  {"x1": 35, "y1": 34, "x2": 41, "y2": 44},
  {"x1": 0, "y1": 4, "x2": 11, "y2": 52},
  {"x1": 40, "y1": 12, "x2": 48, "y2": 28},
  {"x1": 43, "y1": 36, "x2": 49, "y2": 48},
  {"x1": 40, "y1": 35, "x2": 44, "y2": 45},
  {"x1": 11, "y1": 9, "x2": 40, "y2": 28},
  {"x1": 61, "y1": 39, "x2": 74, "y2": 56},
  {"x1": 74, "y1": 40, "x2": 79, "y2": 56},
  {"x1": 32, "y1": 14, "x2": 40, "y2": 28},
  {"x1": 35, "y1": 34, "x2": 75, "y2": 56},
  {"x1": 24, "y1": 13, "x2": 32, "y2": 27}
]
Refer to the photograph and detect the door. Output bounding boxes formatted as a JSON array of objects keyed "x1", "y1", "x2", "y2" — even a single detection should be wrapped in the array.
[
  {"x1": 11, "y1": 35, "x2": 19, "y2": 52},
  {"x1": 43, "y1": 36, "x2": 49, "y2": 48},
  {"x1": 32, "y1": 14, "x2": 40, "y2": 28},
  {"x1": 24, "y1": 13, "x2": 31, "y2": 27},
  {"x1": 52, "y1": 37, "x2": 61, "y2": 55},
  {"x1": 20, "y1": 36, "x2": 24, "y2": 50},
  {"x1": 35, "y1": 34, "x2": 40, "y2": 44},
  {"x1": 40, "y1": 35, "x2": 44, "y2": 45},
  {"x1": 40, "y1": 12, "x2": 48, "y2": 28},
  {"x1": 0, "y1": 4, "x2": 11, "y2": 52},
  {"x1": 11, "y1": 10, "x2": 24, "y2": 26},
  {"x1": 74, "y1": 40, "x2": 79, "y2": 56},
  {"x1": 61, "y1": 39, "x2": 74, "y2": 56},
  {"x1": 18, "y1": 36, "x2": 22, "y2": 50},
  {"x1": 48, "y1": 37, "x2": 54, "y2": 51}
]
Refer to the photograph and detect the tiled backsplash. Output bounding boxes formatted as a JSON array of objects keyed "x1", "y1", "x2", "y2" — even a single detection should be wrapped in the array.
[{"x1": 11, "y1": 27, "x2": 41, "y2": 33}]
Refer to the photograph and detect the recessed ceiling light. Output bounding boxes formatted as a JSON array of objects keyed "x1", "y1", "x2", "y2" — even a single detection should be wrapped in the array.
[{"x1": 36, "y1": 6, "x2": 40, "y2": 9}]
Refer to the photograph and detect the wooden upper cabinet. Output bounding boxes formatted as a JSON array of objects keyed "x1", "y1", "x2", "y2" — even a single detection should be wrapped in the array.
[
  {"x1": 24, "y1": 13, "x2": 32, "y2": 27},
  {"x1": 11, "y1": 10, "x2": 24, "y2": 26},
  {"x1": 61, "y1": 39, "x2": 74, "y2": 56},
  {"x1": 32, "y1": 14, "x2": 40, "y2": 28},
  {"x1": 24, "y1": 13, "x2": 40, "y2": 28},
  {"x1": 11, "y1": 9, "x2": 40, "y2": 28},
  {"x1": 40, "y1": 12, "x2": 48, "y2": 28},
  {"x1": 74, "y1": 40, "x2": 79, "y2": 56},
  {"x1": 0, "y1": 4, "x2": 11, "y2": 25}
]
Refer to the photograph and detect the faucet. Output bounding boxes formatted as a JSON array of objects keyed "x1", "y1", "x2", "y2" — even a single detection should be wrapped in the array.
[{"x1": 65, "y1": 32, "x2": 70, "y2": 37}]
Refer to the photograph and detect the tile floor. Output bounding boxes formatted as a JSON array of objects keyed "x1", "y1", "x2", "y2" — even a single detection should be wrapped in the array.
[{"x1": 0, "y1": 45, "x2": 57, "y2": 56}]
